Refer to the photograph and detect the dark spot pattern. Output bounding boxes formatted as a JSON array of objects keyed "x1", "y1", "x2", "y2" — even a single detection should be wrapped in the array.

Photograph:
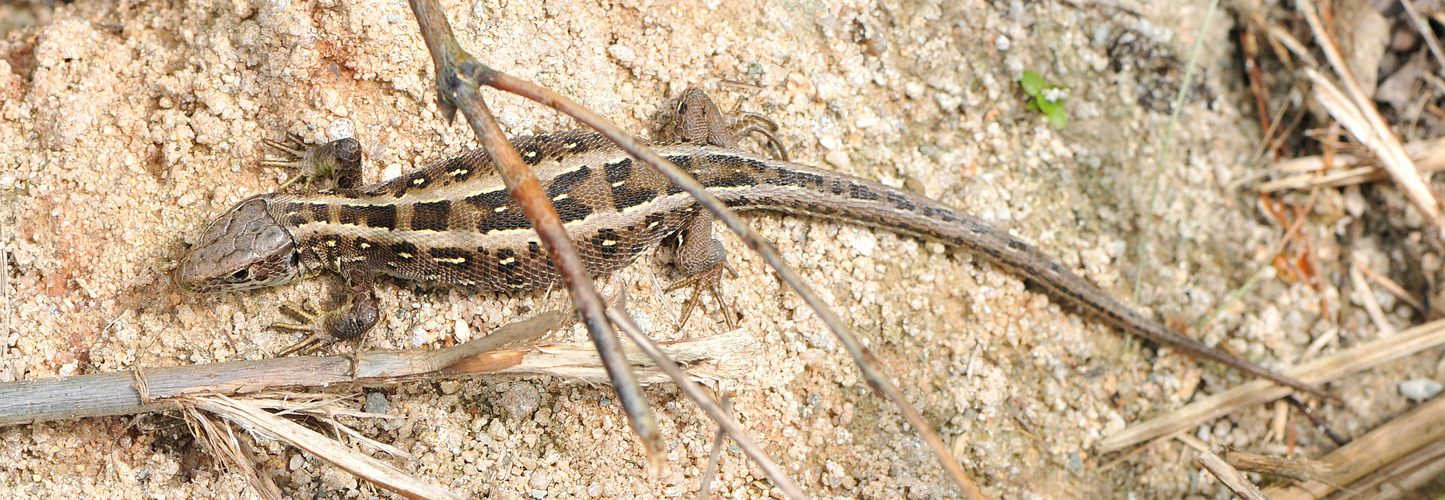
[
  {"x1": 848, "y1": 183, "x2": 880, "y2": 201},
  {"x1": 528, "y1": 241, "x2": 540, "y2": 258},
  {"x1": 612, "y1": 186, "x2": 657, "y2": 211},
  {"x1": 547, "y1": 166, "x2": 595, "y2": 223},
  {"x1": 702, "y1": 170, "x2": 757, "y2": 189},
  {"x1": 445, "y1": 158, "x2": 474, "y2": 182},
  {"x1": 520, "y1": 143, "x2": 543, "y2": 165},
  {"x1": 604, "y1": 158, "x2": 659, "y2": 210},
  {"x1": 467, "y1": 190, "x2": 532, "y2": 233},
  {"x1": 665, "y1": 155, "x2": 692, "y2": 170},
  {"x1": 644, "y1": 213, "x2": 666, "y2": 233},
  {"x1": 309, "y1": 203, "x2": 331, "y2": 223},
  {"x1": 391, "y1": 241, "x2": 418, "y2": 260},
  {"x1": 284, "y1": 202, "x2": 306, "y2": 225},
  {"x1": 495, "y1": 248, "x2": 520, "y2": 274},
  {"x1": 591, "y1": 228, "x2": 621, "y2": 258},
  {"x1": 411, "y1": 201, "x2": 452, "y2": 232},
  {"x1": 885, "y1": 192, "x2": 915, "y2": 211},
  {"x1": 429, "y1": 247, "x2": 473, "y2": 269},
  {"x1": 367, "y1": 204, "x2": 397, "y2": 230},
  {"x1": 338, "y1": 205, "x2": 360, "y2": 225},
  {"x1": 604, "y1": 158, "x2": 633, "y2": 183},
  {"x1": 767, "y1": 167, "x2": 825, "y2": 191}
]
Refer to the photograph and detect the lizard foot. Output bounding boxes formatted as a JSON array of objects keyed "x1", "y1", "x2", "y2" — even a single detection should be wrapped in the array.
[
  {"x1": 272, "y1": 300, "x2": 344, "y2": 356},
  {"x1": 666, "y1": 261, "x2": 739, "y2": 332},
  {"x1": 260, "y1": 133, "x2": 364, "y2": 191}
]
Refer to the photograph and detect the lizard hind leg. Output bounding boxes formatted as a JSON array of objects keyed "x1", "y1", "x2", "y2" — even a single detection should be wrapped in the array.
[
  {"x1": 666, "y1": 212, "x2": 740, "y2": 331},
  {"x1": 260, "y1": 133, "x2": 365, "y2": 191},
  {"x1": 730, "y1": 112, "x2": 790, "y2": 161}
]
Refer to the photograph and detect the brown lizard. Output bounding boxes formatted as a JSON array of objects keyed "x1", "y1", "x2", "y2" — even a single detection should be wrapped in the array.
[{"x1": 177, "y1": 88, "x2": 1331, "y2": 399}]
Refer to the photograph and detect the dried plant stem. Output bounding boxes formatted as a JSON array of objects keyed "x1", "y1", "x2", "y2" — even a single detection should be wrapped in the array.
[{"x1": 0, "y1": 311, "x2": 758, "y2": 426}]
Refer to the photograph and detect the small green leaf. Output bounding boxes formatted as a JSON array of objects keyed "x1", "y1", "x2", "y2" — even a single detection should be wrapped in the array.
[
  {"x1": 1037, "y1": 99, "x2": 1067, "y2": 128},
  {"x1": 1021, "y1": 70, "x2": 1046, "y2": 96}
]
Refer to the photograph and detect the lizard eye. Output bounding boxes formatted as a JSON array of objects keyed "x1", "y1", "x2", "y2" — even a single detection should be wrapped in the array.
[
  {"x1": 676, "y1": 102, "x2": 688, "y2": 115},
  {"x1": 227, "y1": 269, "x2": 250, "y2": 282}
]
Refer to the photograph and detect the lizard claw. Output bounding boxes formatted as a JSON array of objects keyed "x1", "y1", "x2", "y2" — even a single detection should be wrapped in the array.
[{"x1": 666, "y1": 262, "x2": 739, "y2": 332}]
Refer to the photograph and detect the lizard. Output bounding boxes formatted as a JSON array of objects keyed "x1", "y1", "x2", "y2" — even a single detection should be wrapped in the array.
[{"x1": 177, "y1": 87, "x2": 1332, "y2": 399}]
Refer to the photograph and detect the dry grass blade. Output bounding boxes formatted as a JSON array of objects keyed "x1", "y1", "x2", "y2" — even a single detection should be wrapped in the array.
[
  {"x1": 184, "y1": 404, "x2": 282, "y2": 500},
  {"x1": 186, "y1": 395, "x2": 462, "y2": 500},
  {"x1": 1352, "y1": 254, "x2": 1424, "y2": 311},
  {"x1": 1099, "y1": 318, "x2": 1445, "y2": 452},
  {"x1": 1349, "y1": 263, "x2": 1397, "y2": 336},
  {"x1": 1259, "y1": 137, "x2": 1445, "y2": 192},
  {"x1": 1261, "y1": 392, "x2": 1445, "y2": 499},
  {"x1": 1296, "y1": 0, "x2": 1444, "y2": 230},
  {"x1": 1317, "y1": 436, "x2": 1445, "y2": 497},
  {"x1": 1223, "y1": 448, "x2": 1342, "y2": 482}
]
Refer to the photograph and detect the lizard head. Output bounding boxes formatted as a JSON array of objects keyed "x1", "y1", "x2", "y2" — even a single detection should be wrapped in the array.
[{"x1": 179, "y1": 195, "x2": 306, "y2": 293}]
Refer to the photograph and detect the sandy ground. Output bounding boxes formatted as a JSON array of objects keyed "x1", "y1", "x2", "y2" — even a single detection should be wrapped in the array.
[{"x1": 1, "y1": 0, "x2": 1438, "y2": 497}]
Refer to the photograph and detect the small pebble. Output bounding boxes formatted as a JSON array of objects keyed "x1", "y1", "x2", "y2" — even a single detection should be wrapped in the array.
[
  {"x1": 994, "y1": 35, "x2": 1011, "y2": 52},
  {"x1": 1399, "y1": 378, "x2": 1442, "y2": 401},
  {"x1": 453, "y1": 319, "x2": 471, "y2": 343},
  {"x1": 500, "y1": 383, "x2": 541, "y2": 421},
  {"x1": 363, "y1": 391, "x2": 390, "y2": 414},
  {"x1": 327, "y1": 118, "x2": 354, "y2": 140}
]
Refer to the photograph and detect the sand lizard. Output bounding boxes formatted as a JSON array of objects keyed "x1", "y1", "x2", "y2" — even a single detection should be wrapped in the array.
[{"x1": 177, "y1": 88, "x2": 1329, "y2": 398}]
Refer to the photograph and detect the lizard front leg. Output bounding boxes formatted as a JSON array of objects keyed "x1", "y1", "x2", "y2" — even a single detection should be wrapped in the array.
[
  {"x1": 261, "y1": 133, "x2": 365, "y2": 191},
  {"x1": 274, "y1": 269, "x2": 381, "y2": 356}
]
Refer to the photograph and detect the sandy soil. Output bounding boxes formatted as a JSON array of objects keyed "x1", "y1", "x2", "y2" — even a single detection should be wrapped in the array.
[{"x1": 1, "y1": 0, "x2": 1436, "y2": 497}]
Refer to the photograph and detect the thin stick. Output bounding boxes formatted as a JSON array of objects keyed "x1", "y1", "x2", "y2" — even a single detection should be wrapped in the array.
[
  {"x1": 1350, "y1": 263, "x2": 1399, "y2": 336},
  {"x1": 605, "y1": 296, "x2": 809, "y2": 500},
  {"x1": 1351, "y1": 254, "x2": 1425, "y2": 310},
  {"x1": 698, "y1": 396, "x2": 732, "y2": 500},
  {"x1": 1400, "y1": 0, "x2": 1445, "y2": 78},
  {"x1": 405, "y1": 0, "x2": 664, "y2": 469},
  {"x1": 1261, "y1": 391, "x2": 1445, "y2": 499}
]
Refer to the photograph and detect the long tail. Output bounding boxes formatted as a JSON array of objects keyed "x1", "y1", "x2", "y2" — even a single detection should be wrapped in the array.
[{"x1": 692, "y1": 149, "x2": 1332, "y2": 399}]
